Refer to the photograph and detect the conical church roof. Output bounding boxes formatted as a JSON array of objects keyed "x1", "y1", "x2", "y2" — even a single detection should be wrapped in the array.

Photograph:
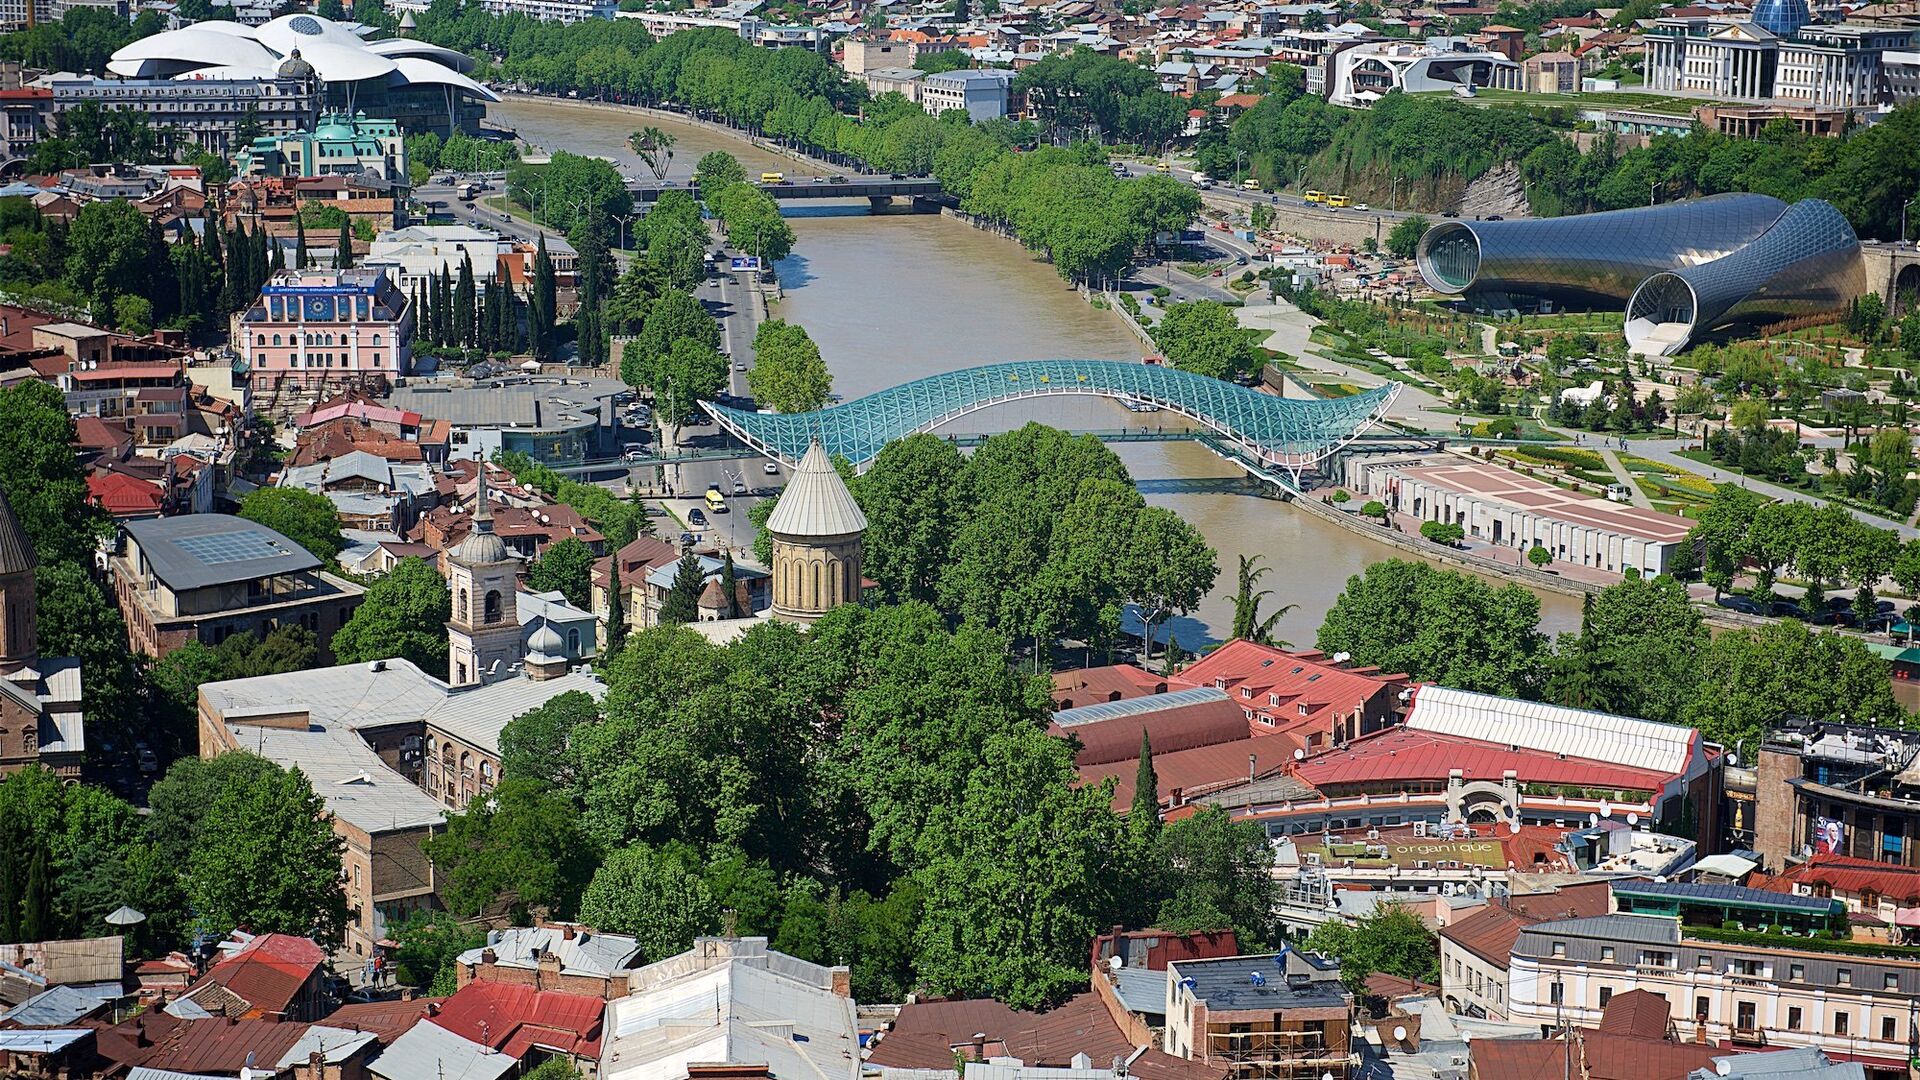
[
  {"x1": 764, "y1": 443, "x2": 866, "y2": 539},
  {"x1": 0, "y1": 489, "x2": 37, "y2": 575}
]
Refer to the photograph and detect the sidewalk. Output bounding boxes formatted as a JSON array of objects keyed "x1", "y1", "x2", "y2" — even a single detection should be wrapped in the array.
[{"x1": 1595, "y1": 447, "x2": 1654, "y2": 509}]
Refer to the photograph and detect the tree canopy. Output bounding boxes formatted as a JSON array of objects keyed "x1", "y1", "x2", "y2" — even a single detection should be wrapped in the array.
[{"x1": 330, "y1": 557, "x2": 452, "y2": 678}]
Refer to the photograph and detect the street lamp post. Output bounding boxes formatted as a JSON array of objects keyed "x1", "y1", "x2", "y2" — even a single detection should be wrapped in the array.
[
  {"x1": 1903, "y1": 195, "x2": 1919, "y2": 248},
  {"x1": 1649, "y1": 179, "x2": 1659, "y2": 207}
]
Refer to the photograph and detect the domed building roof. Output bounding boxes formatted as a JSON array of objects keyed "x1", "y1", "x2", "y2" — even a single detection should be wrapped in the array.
[
  {"x1": 0, "y1": 489, "x2": 36, "y2": 576},
  {"x1": 1752, "y1": 0, "x2": 1810, "y2": 36},
  {"x1": 277, "y1": 48, "x2": 315, "y2": 80},
  {"x1": 526, "y1": 620, "x2": 565, "y2": 661},
  {"x1": 765, "y1": 442, "x2": 866, "y2": 539},
  {"x1": 313, "y1": 110, "x2": 357, "y2": 139},
  {"x1": 450, "y1": 467, "x2": 511, "y2": 566}
]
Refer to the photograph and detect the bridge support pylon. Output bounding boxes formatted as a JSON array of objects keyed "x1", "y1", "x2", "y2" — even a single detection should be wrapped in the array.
[{"x1": 867, "y1": 195, "x2": 894, "y2": 213}]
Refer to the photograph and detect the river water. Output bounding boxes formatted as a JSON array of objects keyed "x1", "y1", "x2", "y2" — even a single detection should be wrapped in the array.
[{"x1": 495, "y1": 98, "x2": 1584, "y2": 644}]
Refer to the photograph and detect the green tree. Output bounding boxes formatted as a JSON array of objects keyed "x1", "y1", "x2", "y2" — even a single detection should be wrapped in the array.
[
  {"x1": 577, "y1": 842, "x2": 721, "y2": 961},
  {"x1": 64, "y1": 199, "x2": 163, "y2": 317},
  {"x1": 1682, "y1": 619, "x2": 1902, "y2": 751},
  {"x1": 1153, "y1": 805, "x2": 1277, "y2": 947},
  {"x1": 748, "y1": 319, "x2": 832, "y2": 412},
  {"x1": 497, "y1": 690, "x2": 597, "y2": 789},
  {"x1": 239, "y1": 487, "x2": 344, "y2": 563},
  {"x1": 659, "y1": 550, "x2": 706, "y2": 625},
  {"x1": 694, "y1": 151, "x2": 747, "y2": 200},
  {"x1": 330, "y1": 557, "x2": 451, "y2": 678},
  {"x1": 0, "y1": 381, "x2": 102, "y2": 564},
  {"x1": 912, "y1": 728, "x2": 1124, "y2": 1009},
  {"x1": 388, "y1": 912, "x2": 484, "y2": 995},
  {"x1": 1229, "y1": 553, "x2": 1294, "y2": 645},
  {"x1": 1305, "y1": 903, "x2": 1438, "y2": 991},
  {"x1": 1316, "y1": 559, "x2": 1545, "y2": 697},
  {"x1": 422, "y1": 777, "x2": 597, "y2": 920},
  {"x1": 851, "y1": 434, "x2": 965, "y2": 605},
  {"x1": 711, "y1": 182, "x2": 795, "y2": 262},
  {"x1": 629, "y1": 126, "x2": 677, "y2": 185},
  {"x1": 1130, "y1": 730, "x2": 1159, "y2": 835},
  {"x1": 530, "y1": 235, "x2": 557, "y2": 359},
  {"x1": 528, "y1": 536, "x2": 596, "y2": 608},
  {"x1": 1386, "y1": 215, "x2": 1429, "y2": 259},
  {"x1": 1419, "y1": 520, "x2": 1465, "y2": 545},
  {"x1": 182, "y1": 760, "x2": 350, "y2": 949},
  {"x1": 1152, "y1": 300, "x2": 1255, "y2": 381}
]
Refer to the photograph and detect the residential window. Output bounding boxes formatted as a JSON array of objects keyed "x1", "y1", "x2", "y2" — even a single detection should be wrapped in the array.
[
  {"x1": 1551, "y1": 941, "x2": 1566, "y2": 958},
  {"x1": 1887, "y1": 973, "x2": 1900, "y2": 991},
  {"x1": 1787, "y1": 1007, "x2": 1802, "y2": 1031},
  {"x1": 1598, "y1": 987, "x2": 1612, "y2": 1006},
  {"x1": 1836, "y1": 1012, "x2": 1850, "y2": 1036},
  {"x1": 1838, "y1": 968, "x2": 1853, "y2": 986},
  {"x1": 1549, "y1": 982, "x2": 1564, "y2": 1006},
  {"x1": 1600, "y1": 947, "x2": 1615, "y2": 963},
  {"x1": 1884, "y1": 1016, "x2": 1897, "y2": 1041},
  {"x1": 1697, "y1": 955, "x2": 1713, "y2": 971},
  {"x1": 1790, "y1": 963, "x2": 1805, "y2": 981},
  {"x1": 1696, "y1": 996, "x2": 1710, "y2": 1022}
]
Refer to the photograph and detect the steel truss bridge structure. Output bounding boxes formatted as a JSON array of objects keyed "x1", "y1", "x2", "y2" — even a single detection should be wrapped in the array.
[{"x1": 698, "y1": 360, "x2": 1399, "y2": 487}]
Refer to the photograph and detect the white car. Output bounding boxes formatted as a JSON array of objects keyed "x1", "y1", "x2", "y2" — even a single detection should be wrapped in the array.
[
  {"x1": 1356, "y1": 203, "x2": 1371, "y2": 211},
  {"x1": 763, "y1": 461, "x2": 780, "y2": 475},
  {"x1": 732, "y1": 480, "x2": 748, "y2": 494}
]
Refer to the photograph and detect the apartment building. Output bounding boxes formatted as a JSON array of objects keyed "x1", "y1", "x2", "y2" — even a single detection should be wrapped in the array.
[
  {"x1": 44, "y1": 73, "x2": 320, "y2": 156},
  {"x1": 240, "y1": 268, "x2": 414, "y2": 396},
  {"x1": 1163, "y1": 951, "x2": 1354, "y2": 1080},
  {"x1": 1753, "y1": 719, "x2": 1920, "y2": 872},
  {"x1": 1508, "y1": 911, "x2": 1920, "y2": 1078}
]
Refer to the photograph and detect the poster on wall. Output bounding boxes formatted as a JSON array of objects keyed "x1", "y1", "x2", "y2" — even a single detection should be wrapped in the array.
[{"x1": 1815, "y1": 816, "x2": 1846, "y2": 855}]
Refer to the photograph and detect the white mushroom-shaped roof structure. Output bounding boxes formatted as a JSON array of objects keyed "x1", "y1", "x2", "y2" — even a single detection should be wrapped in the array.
[{"x1": 109, "y1": 12, "x2": 486, "y2": 95}]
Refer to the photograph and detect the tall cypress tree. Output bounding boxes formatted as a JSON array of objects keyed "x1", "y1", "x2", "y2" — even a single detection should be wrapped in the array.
[
  {"x1": 218, "y1": 225, "x2": 242, "y2": 314},
  {"x1": 530, "y1": 235, "x2": 555, "y2": 359},
  {"x1": 293, "y1": 214, "x2": 308, "y2": 270},
  {"x1": 335, "y1": 220, "x2": 353, "y2": 268},
  {"x1": 605, "y1": 560, "x2": 627, "y2": 655},
  {"x1": 720, "y1": 551, "x2": 740, "y2": 618},
  {"x1": 660, "y1": 550, "x2": 704, "y2": 625},
  {"x1": 435, "y1": 271, "x2": 453, "y2": 347},
  {"x1": 0, "y1": 832, "x2": 19, "y2": 944},
  {"x1": 1130, "y1": 730, "x2": 1159, "y2": 835},
  {"x1": 20, "y1": 842, "x2": 49, "y2": 943},
  {"x1": 454, "y1": 252, "x2": 476, "y2": 348}
]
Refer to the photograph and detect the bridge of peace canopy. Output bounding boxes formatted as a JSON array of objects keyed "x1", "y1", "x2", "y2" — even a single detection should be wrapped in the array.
[{"x1": 698, "y1": 360, "x2": 1400, "y2": 486}]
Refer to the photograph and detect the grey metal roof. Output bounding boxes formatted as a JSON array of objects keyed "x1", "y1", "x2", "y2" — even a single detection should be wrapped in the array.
[
  {"x1": 1053, "y1": 686, "x2": 1229, "y2": 727},
  {"x1": 1111, "y1": 965, "x2": 1167, "y2": 1016},
  {"x1": 0, "y1": 982, "x2": 121, "y2": 1027},
  {"x1": 456, "y1": 925, "x2": 640, "y2": 978},
  {"x1": 388, "y1": 375, "x2": 623, "y2": 434},
  {"x1": 422, "y1": 668, "x2": 606, "y2": 757},
  {"x1": 1514, "y1": 914, "x2": 1678, "y2": 958},
  {"x1": 369, "y1": 1019, "x2": 516, "y2": 1080},
  {"x1": 124, "y1": 513, "x2": 321, "y2": 591},
  {"x1": 277, "y1": 1025, "x2": 378, "y2": 1068},
  {"x1": 0, "y1": 1029, "x2": 91, "y2": 1052},
  {"x1": 1170, "y1": 952, "x2": 1348, "y2": 1011},
  {"x1": 1693, "y1": 1048, "x2": 1858, "y2": 1079},
  {"x1": 1613, "y1": 878, "x2": 1837, "y2": 916},
  {"x1": 764, "y1": 442, "x2": 866, "y2": 539}
]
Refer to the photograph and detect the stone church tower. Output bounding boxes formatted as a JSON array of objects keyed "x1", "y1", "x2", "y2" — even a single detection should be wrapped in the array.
[
  {"x1": 765, "y1": 442, "x2": 866, "y2": 624},
  {"x1": 445, "y1": 466, "x2": 522, "y2": 685}
]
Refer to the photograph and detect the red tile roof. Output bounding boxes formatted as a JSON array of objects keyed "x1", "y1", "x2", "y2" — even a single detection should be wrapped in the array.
[
  {"x1": 592, "y1": 534, "x2": 681, "y2": 589},
  {"x1": 1050, "y1": 664, "x2": 1186, "y2": 709},
  {"x1": 321, "y1": 997, "x2": 443, "y2": 1044},
  {"x1": 1079, "y1": 732, "x2": 1306, "y2": 811},
  {"x1": 1439, "y1": 882, "x2": 1612, "y2": 964},
  {"x1": 867, "y1": 994, "x2": 1224, "y2": 1080},
  {"x1": 190, "y1": 934, "x2": 325, "y2": 1018},
  {"x1": 1597, "y1": 989, "x2": 1671, "y2": 1040},
  {"x1": 1294, "y1": 726, "x2": 1671, "y2": 794},
  {"x1": 1752, "y1": 852, "x2": 1920, "y2": 904},
  {"x1": 427, "y1": 982, "x2": 605, "y2": 1059},
  {"x1": 1053, "y1": 693, "x2": 1249, "y2": 767},
  {"x1": 121, "y1": 1017, "x2": 308, "y2": 1075},
  {"x1": 87, "y1": 470, "x2": 164, "y2": 516},
  {"x1": 1178, "y1": 641, "x2": 1407, "y2": 739}
]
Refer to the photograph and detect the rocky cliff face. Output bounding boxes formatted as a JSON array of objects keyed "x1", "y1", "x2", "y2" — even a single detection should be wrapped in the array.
[{"x1": 1457, "y1": 161, "x2": 1531, "y2": 218}]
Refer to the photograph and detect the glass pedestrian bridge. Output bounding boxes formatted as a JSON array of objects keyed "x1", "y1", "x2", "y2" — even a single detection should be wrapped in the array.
[{"x1": 700, "y1": 360, "x2": 1399, "y2": 483}]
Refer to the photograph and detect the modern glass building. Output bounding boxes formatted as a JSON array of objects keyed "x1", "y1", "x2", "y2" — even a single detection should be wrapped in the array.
[
  {"x1": 1415, "y1": 194, "x2": 1789, "y2": 306},
  {"x1": 1624, "y1": 198, "x2": 1864, "y2": 355},
  {"x1": 1752, "y1": 0, "x2": 1812, "y2": 37}
]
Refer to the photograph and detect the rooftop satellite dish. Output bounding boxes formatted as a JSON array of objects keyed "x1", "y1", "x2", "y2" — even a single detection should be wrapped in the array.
[
  {"x1": 1716, "y1": 1061, "x2": 1733, "y2": 1077},
  {"x1": 1627, "y1": 812, "x2": 1640, "y2": 826},
  {"x1": 1598, "y1": 801, "x2": 1612, "y2": 818},
  {"x1": 1108, "y1": 955, "x2": 1124, "y2": 971},
  {"x1": 1508, "y1": 821, "x2": 1520, "y2": 835},
  {"x1": 1392, "y1": 1026, "x2": 1407, "y2": 1042},
  {"x1": 1588, "y1": 813, "x2": 1599, "y2": 827},
  {"x1": 1294, "y1": 748, "x2": 1306, "y2": 761}
]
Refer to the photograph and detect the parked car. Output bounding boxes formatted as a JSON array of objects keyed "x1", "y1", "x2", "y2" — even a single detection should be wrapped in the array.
[
  {"x1": 1716, "y1": 595, "x2": 1763, "y2": 615},
  {"x1": 679, "y1": 532, "x2": 696, "y2": 547},
  {"x1": 688, "y1": 508, "x2": 708, "y2": 527},
  {"x1": 1768, "y1": 600, "x2": 1807, "y2": 620},
  {"x1": 1812, "y1": 609, "x2": 1859, "y2": 627},
  {"x1": 1486, "y1": 214, "x2": 1505, "y2": 221}
]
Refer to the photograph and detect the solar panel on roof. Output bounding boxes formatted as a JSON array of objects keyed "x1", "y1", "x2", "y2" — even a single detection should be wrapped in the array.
[{"x1": 174, "y1": 530, "x2": 298, "y2": 566}]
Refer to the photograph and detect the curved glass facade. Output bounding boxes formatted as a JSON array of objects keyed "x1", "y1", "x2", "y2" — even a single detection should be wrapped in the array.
[
  {"x1": 1625, "y1": 198, "x2": 1864, "y2": 355},
  {"x1": 1416, "y1": 194, "x2": 1789, "y2": 305},
  {"x1": 1752, "y1": 0, "x2": 1811, "y2": 36}
]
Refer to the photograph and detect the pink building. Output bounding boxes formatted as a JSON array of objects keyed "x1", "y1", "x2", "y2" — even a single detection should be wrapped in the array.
[{"x1": 240, "y1": 268, "x2": 413, "y2": 396}]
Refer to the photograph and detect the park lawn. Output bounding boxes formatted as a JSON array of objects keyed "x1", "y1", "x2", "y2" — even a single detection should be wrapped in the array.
[
  {"x1": 1309, "y1": 381, "x2": 1363, "y2": 398},
  {"x1": 1448, "y1": 88, "x2": 1733, "y2": 115}
]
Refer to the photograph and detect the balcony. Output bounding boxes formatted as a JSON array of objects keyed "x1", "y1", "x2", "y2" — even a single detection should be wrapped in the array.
[{"x1": 1730, "y1": 1026, "x2": 1768, "y2": 1047}]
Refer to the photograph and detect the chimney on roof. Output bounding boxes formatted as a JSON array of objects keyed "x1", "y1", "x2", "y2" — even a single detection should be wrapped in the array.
[
  {"x1": 562, "y1": 924, "x2": 576, "y2": 941},
  {"x1": 972, "y1": 1033, "x2": 987, "y2": 1060},
  {"x1": 480, "y1": 948, "x2": 497, "y2": 966},
  {"x1": 1249, "y1": 754, "x2": 1258, "y2": 783}
]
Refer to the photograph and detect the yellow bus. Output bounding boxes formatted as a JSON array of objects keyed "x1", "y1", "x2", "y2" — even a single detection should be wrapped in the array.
[
  {"x1": 705, "y1": 488, "x2": 730, "y2": 514},
  {"x1": 759, "y1": 171, "x2": 785, "y2": 184},
  {"x1": 1303, "y1": 190, "x2": 1327, "y2": 203},
  {"x1": 1327, "y1": 194, "x2": 1351, "y2": 208}
]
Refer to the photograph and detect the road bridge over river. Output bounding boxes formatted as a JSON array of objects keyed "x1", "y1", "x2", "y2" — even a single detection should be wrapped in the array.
[{"x1": 630, "y1": 176, "x2": 943, "y2": 209}]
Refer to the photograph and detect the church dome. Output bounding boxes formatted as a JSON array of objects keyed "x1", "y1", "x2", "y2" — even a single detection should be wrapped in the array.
[
  {"x1": 450, "y1": 466, "x2": 512, "y2": 566},
  {"x1": 526, "y1": 620, "x2": 565, "y2": 660},
  {"x1": 0, "y1": 490, "x2": 36, "y2": 576},
  {"x1": 765, "y1": 442, "x2": 867, "y2": 539},
  {"x1": 1752, "y1": 0, "x2": 1810, "y2": 36}
]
